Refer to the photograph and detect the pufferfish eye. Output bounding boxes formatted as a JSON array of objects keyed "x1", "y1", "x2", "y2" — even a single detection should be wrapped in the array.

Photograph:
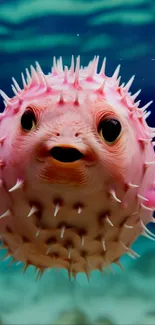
[
  {"x1": 21, "y1": 108, "x2": 37, "y2": 131},
  {"x1": 98, "y1": 118, "x2": 121, "y2": 143}
]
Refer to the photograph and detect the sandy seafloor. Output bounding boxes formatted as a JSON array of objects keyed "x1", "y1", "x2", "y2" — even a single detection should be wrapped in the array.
[{"x1": 0, "y1": 236, "x2": 155, "y2": 325}]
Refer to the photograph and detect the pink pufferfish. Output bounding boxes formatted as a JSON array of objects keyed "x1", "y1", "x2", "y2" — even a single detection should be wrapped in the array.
[{"x1": 0, "y1": 55, "x2": 155, "y2": 280}]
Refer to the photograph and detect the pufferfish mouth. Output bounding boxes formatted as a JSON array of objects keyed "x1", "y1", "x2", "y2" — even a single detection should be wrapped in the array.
[{"x1": 49, "y1": 146, "x2": 84, "y2": 163}]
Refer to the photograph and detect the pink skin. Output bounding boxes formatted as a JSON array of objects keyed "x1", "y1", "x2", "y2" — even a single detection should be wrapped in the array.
[{"x1": 0, "y1": 56, "x2": 155, "y2": 279}]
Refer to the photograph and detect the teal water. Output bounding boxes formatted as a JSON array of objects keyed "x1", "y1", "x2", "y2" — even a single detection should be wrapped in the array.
[{"x1": 0, "y1": 0, "x2": 155, "y2": 324}]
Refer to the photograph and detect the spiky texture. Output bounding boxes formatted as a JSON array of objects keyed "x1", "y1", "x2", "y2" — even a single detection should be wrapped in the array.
[{"x1": 0, "y1": 55, "x2": 155, "y2": 280}]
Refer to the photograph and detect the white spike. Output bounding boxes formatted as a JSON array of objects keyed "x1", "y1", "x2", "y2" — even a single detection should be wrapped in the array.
[
  {"x1": 63, "y1": 66, "x2": 68, "y2": 83},
  {"x1": 3, "y1": 255, "x2": 11, "y2": 262},
  {"x1": 75, "y1": 56, "x2": 80, "y2": 73},
  {"x1": 124, "y1": 224, "x2": 134, "y2": 229},
  {"x1": 132, "y1": 211, "x2": 139, "y2": 215},
  {"x1": 128, "y1": 182, "x2": 139, "y2": 188},
  {"x1": 140, "y1": 220, "x2": 155, "y2": 238},
  {"x1": 101, "y1": 238, "x2": 106, "y2": 251},
  {"x1": 120, "y1": 241, "x2": 129, "y2": 250},
  {"x1": 27, "y1": 205, "x2": 38, "y2": 218},
  {"x1": 106, "y1": 216, "x2": 114, "y2": 227},
  {"x1": 141, "y1": 100, "x2": 153, "y2": 112},
  {"x1": 11, "y1": 85, "x2": 18, "y2": 96},
  {"x1": 115, "y1": 260, "x2": 124, "y2": 271},
  {"x1": 70, "y1": 55, "x2": 74, "y2": 74},
  {"x1": 25, "y1": 68, "x2": 32, "y2": 85},
  {"x1": 139, "y1": 138, "x2": 151, "y2": 144},
  {"x1": 141, "y1": 202, "x2": 153, "y2": 211},
  {"x1": 89, "y1": 55, "x2": 99, "y2": 76},
  {"x1": 3, "y1": 100, "x2": 7, "y2": 107},
  {"x1": 145, "y1": 161, "x2": 155, "y2": 167},
  {"x1": 46, "y1": 247, "x2": 51, "y2": 255},
  {"x1": 35, "y1": 61, "x2": 44, "y2": 74},
  {"x1": 12, "y1": 77, "x2": 21, "y2": 92},
  {"x1": 9, "y1": 179, "x2": 24, "y2": 192},
  {"x1": 112, "y1": 64, "x2": 120, "y2": 79},
  {"x1": 94, "y1": 55, "x2": 99, "y2": 74},
  {"x1": 52, "y1": 56, "x2": 57, "y2": 73},
  {"x1": 100, "y1": 57, "x2": 106, "y2": 75},
  {"x1": 39, "y1": 72, "x2": 49, "y2": 89},
  {"x1": 67, "y1": 247, "x2": 71, "y2": 259},
  {"x1": 11, "y1": 85, "x2": 23, "y2": 99},
  {"x1": 30, "y1": 65, "x2": 40, "y2": 85},
  {"x1": 0, "y1": 209, "x2": 10, "y2": 219},
  {"x1": 142, "y1": 232, "x2": 155, "y2": 241},
  {"x1": 131, "y1": 89, "x2": 141, "y2": 101},
  {"x1": 127, "y1": 250, "x2": 140, "y2": 259},
  {"x1": 35, "y1": 228, "x2": 40, "y2": 237},
  {"x1": 135, "y1": 99, "x2": 141, "y2": 108},
  {"x1": 120, "y1": 241, "x2": 140, "y2": 258},
  {"x1": 81, "y1": 235, "x2": 84, "y2": 247},
  {"x1": 21, "y1": 73, "x2": 27, "y2": 88},
  {"x1": 57, "y1": 57, "x2": 63, "y2": 72},
  {"x1": 78, "y1": 206, "x2": 82, "y2": 214},
  {"x1": 144, "y1": 110, "x2": 151, "y2": 120},
  {"x1": 110, "y1": 189, "x2": 121, "y2": 203},
  {"x1": 0, "y1": 90, "x2": 10, "y2": 103},
  {"x1": 116, "y1": 76, "x2": 121, "y2": 86},
  {"x1": 54, "y1": 203, "x2": 60, "y2": 217},
  {"x1": 59, "y1": 56, "x2": 63, "y2": 71},
  {"x1": 124, "y1": 75, "x2": 135, "y2": 91},
  {"x1": 74, "y1": 56, "x2": 80, "y2": 86},
  {"x1": 137, "y1": 194, "x2": 149, "y2": 201},
  {"x1": 60, "y1": 226, "x2": 65, "y2": 239},
  {"x1": 97, "y1": 79, "x2": 106, "y2": 93}
]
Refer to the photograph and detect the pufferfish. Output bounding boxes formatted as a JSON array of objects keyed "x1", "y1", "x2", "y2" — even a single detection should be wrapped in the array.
[{"x1": 0, "y1": 55, "x2": 155, "y2": 280}]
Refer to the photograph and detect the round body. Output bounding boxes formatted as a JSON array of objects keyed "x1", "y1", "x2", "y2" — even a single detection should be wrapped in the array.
[{"x1": 0, "y1": 56, "x2": 155, "y2": 278}]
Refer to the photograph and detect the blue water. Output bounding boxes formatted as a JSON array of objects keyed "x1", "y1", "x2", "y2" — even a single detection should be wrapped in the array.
[{"x1": 0, "y1": 0, "x2": 155, "y2": 324}]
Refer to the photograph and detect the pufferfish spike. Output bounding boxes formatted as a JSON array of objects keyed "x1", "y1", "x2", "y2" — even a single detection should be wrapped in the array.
[
  {"x1": 11, "y1": 85, "x2": 23, "y2": 100},
  {"x1": 92, "y1": 55, "x2": 99, "y2": 75},
  {"x1": 8, "y1": 178, "x2": 24, "y2": 192},
  {"x1": 100, "y1": 57, "x2": 106, "y2": 75},
  {"x1": 21, "y1": 73, "x2": 27, "y2": 89},
  {"x1": 35, "y1": 61, "x2": 44, "y2": 75},
  {"x1": 0, "y1": 209, "x2": 11, "y2": 219},
  {"x1": 0, "y1": 90, "x2": 11, "y2": 104},
  {"x1": 112, "y1": 64, "x2": 121, "y2": 79},
  {"x1": 25, "y1": 68, "x2": 32, "y2": 86},
  {"x1": 57, "y1": 56, "x2": 63, "y2": 72},
  {"x1": 70, "y1": 55, "x2": 74, "y2": 74},
  {"x1": 131, "y1": 89, "x2": 141, "y2": 101},
  {"x1": 140, "y1": 220, "x2": 155, "y2": 239},
  {"x1": 12, "y1": 77, "x2": 22, "y2": 92},
  {"x1": 140, "y1": 100, "x2": 153, "y2": 112},
  {"x1": 30, "y1": 65, "x2": 40, "y2": 85},
  {"x1": 124, "y1": 75, "x2": 135, "y2": 92}
]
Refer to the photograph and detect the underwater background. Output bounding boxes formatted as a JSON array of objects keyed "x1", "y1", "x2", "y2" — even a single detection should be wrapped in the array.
[{"x1": 0, "y1": 0, "x2": 155, "y2": 324}]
